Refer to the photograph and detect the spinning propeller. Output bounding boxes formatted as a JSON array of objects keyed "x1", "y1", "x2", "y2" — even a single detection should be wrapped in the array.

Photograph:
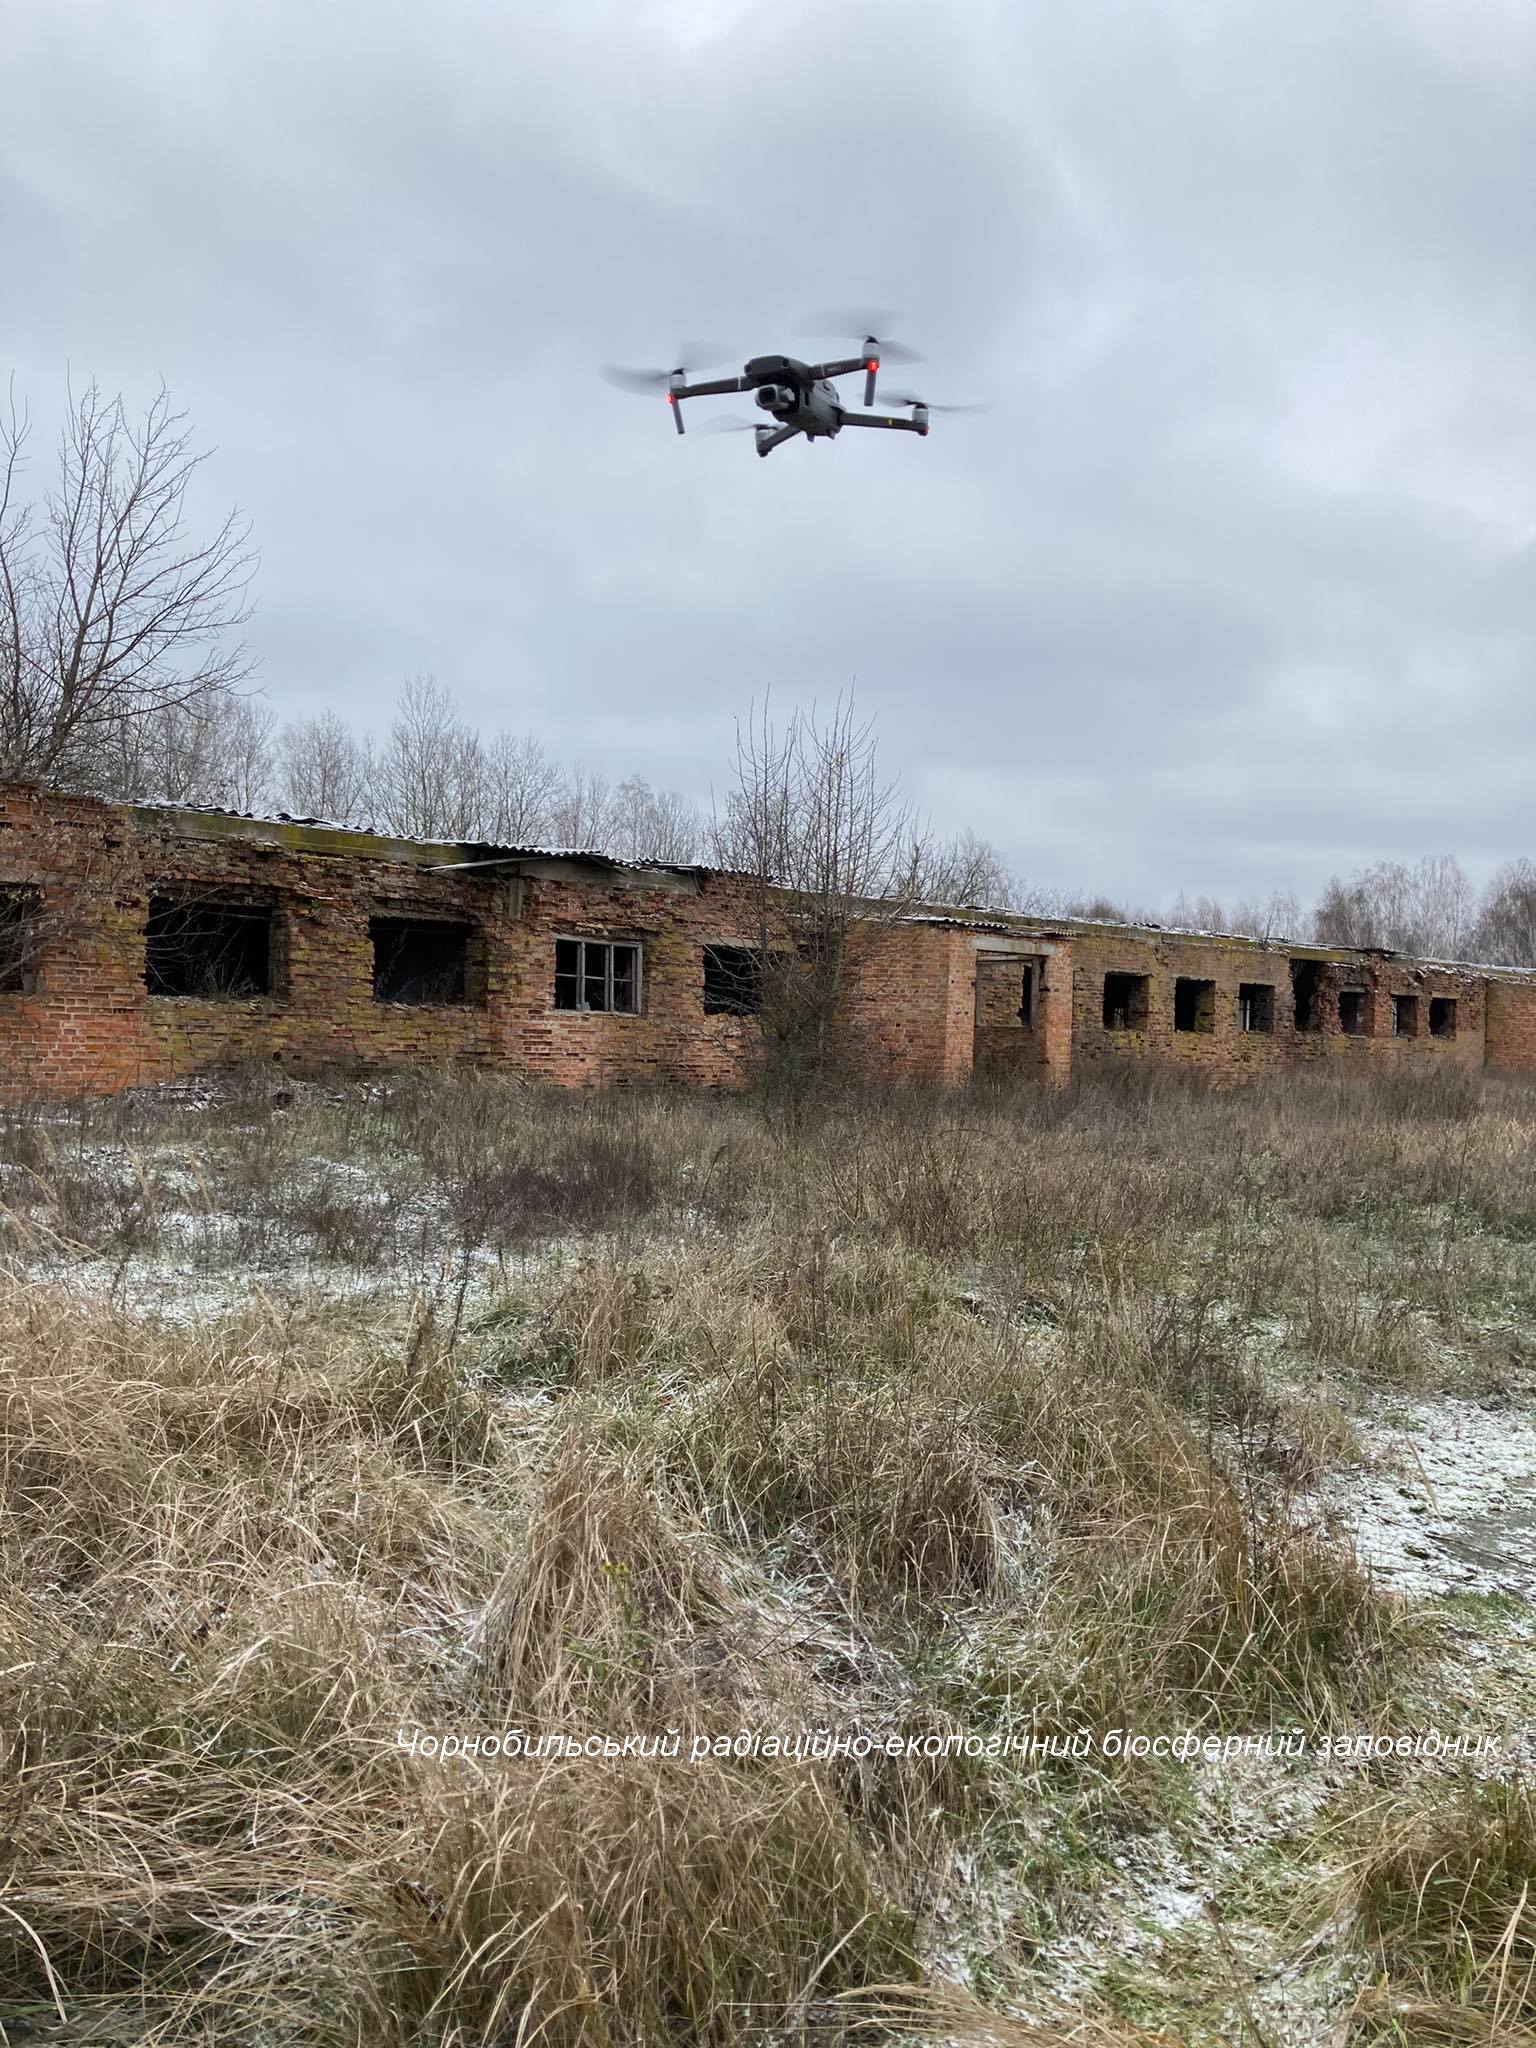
[
  {"x1": 879, "y1": 390, "x2": 991, "y2": 417},
  {"x1": 599, "y1": 343, "x2": 736, "y2": 393},
  {"x1": 601, "y1": 343, "x2": 737, "y2": 432},
  {"x1": 796, "y1": 308, "x2": 923, "y2": 403}
]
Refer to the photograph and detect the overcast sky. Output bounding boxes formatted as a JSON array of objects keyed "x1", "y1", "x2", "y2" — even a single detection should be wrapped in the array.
[{"x1": 4, "y1": 0, "x2": 1533, "y2": 905}]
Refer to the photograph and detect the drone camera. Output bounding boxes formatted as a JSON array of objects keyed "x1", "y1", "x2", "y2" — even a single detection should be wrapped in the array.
[{"x1": 755, "y1": 384, "x2": 794, "y2": 411}]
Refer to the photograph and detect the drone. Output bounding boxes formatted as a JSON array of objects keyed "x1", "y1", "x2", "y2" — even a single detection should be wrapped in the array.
[{"x1": 602, "y1": 309, "x2": 986, "y2": 458}]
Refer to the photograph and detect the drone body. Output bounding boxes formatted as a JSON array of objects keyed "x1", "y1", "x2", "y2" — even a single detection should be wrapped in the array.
[{"x1": 602, "y1": 319, "x2": 983, "y2": 457}]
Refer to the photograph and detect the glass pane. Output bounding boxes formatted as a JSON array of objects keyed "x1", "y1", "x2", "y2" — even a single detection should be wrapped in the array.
[
  {"x1": 555, "y1": 938, "x2": 579, "y2": 977},
  {"x1": 554, "y1": 972, "x2": 580, "y2": 1010},
  {"x1": 584, "y1": 945, "x2": 610, "y2": 1010},
  {"x1": 612, "y1": 946, "x2": 638, "y2": 1012}
]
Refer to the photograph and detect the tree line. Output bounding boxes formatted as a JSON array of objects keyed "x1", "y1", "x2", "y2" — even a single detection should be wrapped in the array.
[{"x1": 3, "y1": 375, "x2": 1533, "y2": 968}]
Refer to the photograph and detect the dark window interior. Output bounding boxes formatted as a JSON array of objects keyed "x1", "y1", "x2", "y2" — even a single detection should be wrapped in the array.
[
  {"x1": 371, "y1": 917, "x2": 470, "y2": 1005},
  {"x1": 703, "y1": 944, "x2": 765, "y2": 1016},
  {"x1": 1173, "y1": 977, "x2": 1215, "y2": 1033},
  {"x1": 1392, "y1": 993, "x2": 1419, "y2": 1037},
  {"x1": 145, "y1": 895, "x2": 273, "y2": 999},
  {"x1": 1018, "y1": 962, "x2": 1035, "y2": 1028},
  {"x1": 1237, "y1": 983, "x2": 1273, "y2": 1033},
  {"x1": 1429, "y1": 996, "x2": 1456, "y2": 1039},
  {"x1": 1291, "y1": 959, "x2": 1321, "y2": 1031},
  {"x1": 1338, "y1": 989, "x2": 1368, "y2": 1035},
  {"x1": 554, "y1": 937, "x2": 641, "y2": 1014},
  {"x1": 1102, "y1": 971, "x2": 1149, "y2": 1031},
  {"x1": 0, "y1": 887, "x2": 43, "y2": 994}
]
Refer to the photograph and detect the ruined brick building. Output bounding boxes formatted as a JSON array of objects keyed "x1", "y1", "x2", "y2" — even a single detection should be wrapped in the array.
[{"x1": 3, "y1": 781, "x2": 1535, "y2": 1100}]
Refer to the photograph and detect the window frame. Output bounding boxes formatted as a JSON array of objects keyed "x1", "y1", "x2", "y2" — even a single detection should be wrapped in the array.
[
  {"x1": 144, "y1": 890, "x2": 279, "y2": 1002},
  {"x1": 1391, "y1": 993, "x2": 1419, "y2": 1038},
  {"x1": 1102, "y1": 971, "x2": 1149, "y2": 1032},
  {"x1": 1172, "y1": 976, "x2": 1216, "y2": 1035},
  {"x1": 1237, "y1": 982, "x2": 1274, "y2": 1034},
  {"x1": 1338, "y1": 988, "x2": 1369, "y2": 1036},
  {"x1": 554, "y1": 936, "x2": 643, "y2": 1015},
  {"x1": 369, "y1": 914, "x2": 475, "y2": 1007},
  {"x1": 702, "y1": 943, "x2": 766, "y2": 1018},
  {"x1": 1429, "y1": 995, "x2": 1457, "y2": 1040},
  {"x1": 0, "y1": 885, "x2": 44, "y2": 996}
]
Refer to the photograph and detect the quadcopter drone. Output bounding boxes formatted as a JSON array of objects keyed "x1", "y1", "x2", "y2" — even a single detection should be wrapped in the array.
[{"x1": 602, "y1": 310, "x2": 985, "y2": 458}]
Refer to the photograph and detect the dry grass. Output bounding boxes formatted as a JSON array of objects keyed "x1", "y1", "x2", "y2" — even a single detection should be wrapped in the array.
[
  {"x1": 1349, "y1": 1772, "x2": 1536, "y2": 2040},
  {"x1": 1, "y1": 1062, "x2": 1534, "y2": 2041}
]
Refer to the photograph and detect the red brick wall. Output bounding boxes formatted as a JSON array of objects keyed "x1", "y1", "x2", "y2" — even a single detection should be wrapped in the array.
[
  {"x1": 973, "y1": 947, "x2": 1072, "y2": 1085},
  {"x1": 501, "y1": 870, "x2": 768, "y2": 1089},
  {"x1": 0, "y1": 786, "x2": 766, "y2": 1099},
  {"x1": 4, "y1": 783, "x2": 1531, "y2": 1103},
  {"x1": 1486, "y1": 979, "x2": 1536, "y2": 1074},
  {"x1": 1065, "y1": 931, "x2": 1487, "y2": 1082},
  {"x1": 837, "y1": 925, "x2": 976, "y2": 1085}
]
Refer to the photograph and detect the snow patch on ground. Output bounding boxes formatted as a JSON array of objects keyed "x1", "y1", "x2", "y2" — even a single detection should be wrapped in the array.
[{"x1": 1313, "y1": 1392, "x2": 1536, "y2": 1600}]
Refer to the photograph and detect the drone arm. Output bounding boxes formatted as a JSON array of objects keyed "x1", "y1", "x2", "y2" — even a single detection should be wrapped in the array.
[
  {"x1": 805, "y1": 356, "x2": 869, "y2": 381},
  {"x1": 755, "y1": 423, "x2": 803, "y2": 459},
  {"x1": 674, "y1": 374, "x2": 752, "y2": 399},
  {"x1": 836, "y1": 410, "x2": 927, "y2": 435},
  {"x1": 667, "y1": 373, "x2": 752, "y2": 436}
]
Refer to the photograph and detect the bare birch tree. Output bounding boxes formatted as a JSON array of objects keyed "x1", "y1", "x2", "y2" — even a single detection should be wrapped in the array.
[
  {"x1": 95, "y1": 690, "x2": 274, "y2": 809},
  {"x1": 374, "y1": 674, "x2": 488, "y2": 838},
  {"x1": 0, "y1": 380, "x2": 256, "y2": 788},
  {"x1": 1312, "y1": 855, "x2": 1476, "y2": 958},
  {"x1": 548, "y1": 765, "x2": 624, "y2": 850},
  {"x1": 1472, "y1": 859, "x2": 1536, "y2": 968},
  {"x1": 920, "y1": 827, "x2": 1018, "y2": 909},
  {"x1": 611, "y1": 775, "x2": 704, "y2": 862},
  {"x1": 276, "y1": 709, "x2": 376, "y2": 823},
  {"x1": 714, "y1": 694, "x2": 926, "y2": 1080},
  {"x1": 483, "y1": 729, "x2": 563, "y2": 843}
]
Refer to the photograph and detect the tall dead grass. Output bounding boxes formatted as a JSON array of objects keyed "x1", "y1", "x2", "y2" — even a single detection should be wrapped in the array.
[{"x1": 2, "y1": 1062, "x2": 1534, "y2": 2041}]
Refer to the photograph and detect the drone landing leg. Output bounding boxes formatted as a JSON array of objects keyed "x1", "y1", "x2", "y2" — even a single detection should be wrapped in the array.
[{"x1": 755, "y1": 423, "x2": 803, "y2": 458}]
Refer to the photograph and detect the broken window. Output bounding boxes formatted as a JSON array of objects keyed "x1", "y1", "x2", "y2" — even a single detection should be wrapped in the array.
[
  {"x1": 0, "y1": 886, "x2": 43, "y2": 995},
  {"x1": 1173, "y1": 977, "x2": 1215, "y2": 1034},
  {"x1": 1102, "y1": 972, "x2": 1149, "y2": 1032},
  {"x1": 145, "y1": 894, "x2": 274, "y2": 999},
  {"x1": 1237, "y1": 983, "x2": 1273, "y2": 1033},
  {"x1": 1338, "y1": 989, "x2": 1368, "y2": 1036},
  {"x1": 554, "y1": 938, "x2": 641, "y2": 1014},
  {"x1": 371, "y1": 917, "x2": 471, "y2": 1005},
  {"x1": 1429, "y1": 996, "x2": 1457, "y2": 1040},
  {"x1": 1018, "y1": 962, "x2": 1035, "y2": 1028},
  {"x1": 1290, "y1": 959, "x2": 1321, "y2": 1032},
  {"x1": 702, "y1": 944, "x2": 767, "y2": 1016},
  {"x1": 1392, "y1": 993, "x2": 1419, "y2": 1038}
]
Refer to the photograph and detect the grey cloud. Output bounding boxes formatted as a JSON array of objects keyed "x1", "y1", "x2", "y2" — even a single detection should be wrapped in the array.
[{"x1": 2, "y1": 0, "x2": 1532, "y2": 906}]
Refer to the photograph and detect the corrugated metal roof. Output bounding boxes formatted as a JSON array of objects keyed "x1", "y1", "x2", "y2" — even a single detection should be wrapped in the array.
[{"x1": 118, "y1": 793, "x2": 731, "y2": 878}]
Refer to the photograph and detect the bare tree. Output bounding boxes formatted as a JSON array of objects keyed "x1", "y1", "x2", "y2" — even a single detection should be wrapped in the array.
[
  {"x1": 920, "y1": 827, "x2": 1017, "y2": 909},
  {"x1": 483, "y1": 729, "x2": 563, "y2": 843},
  {"x1": 375, "y1": 674, "x2": 488, "y2": 839},
  {"x1": 1164, "y1": 892, "x2": 1229, "y2": 934},
  {"x1": 276, "y1": 709, "x2": 376, "y2": 823},
  {"x1": 611, "y1": 775, "x2": 704, "y2": 862},
  {"x1": 548, "y1": 764, "x2": 624, "y2": 850},
  {"x1": 1312, "y1": 855, "x2": 1475, "y2": 959},
  {"x1": 99, "y1": 690, "x2": 274, "y2": 810},
  {"x1": 1472, "y1": 859, "x2": 1536, "y2": 967},
  {"x1": 1226, "y1": 890, "x2": 1304, "y2": 943},
  {"x1": 0, "y1": 379, "x2": 256, "y2": 789},
  {"x1": 714, "y1": 694, "x2": 926, "y2": 1080}
]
